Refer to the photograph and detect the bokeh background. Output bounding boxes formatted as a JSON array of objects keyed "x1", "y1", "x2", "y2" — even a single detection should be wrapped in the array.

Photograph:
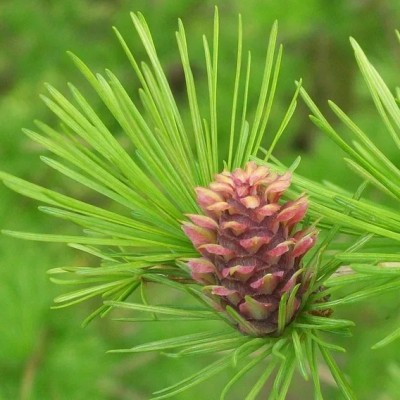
[{"x1": 1, "y1": 0, "x2": 400, "y2": 399}]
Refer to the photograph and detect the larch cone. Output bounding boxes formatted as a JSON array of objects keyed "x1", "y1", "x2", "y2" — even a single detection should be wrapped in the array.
[{"x1": 182, "y1": 162, "x2": 317, "y2": 336}]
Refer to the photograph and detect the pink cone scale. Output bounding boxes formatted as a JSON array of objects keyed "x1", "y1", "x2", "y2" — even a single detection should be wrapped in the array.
[{"x1": 182, "y1": 162, "x2": 318, "y2": 336}]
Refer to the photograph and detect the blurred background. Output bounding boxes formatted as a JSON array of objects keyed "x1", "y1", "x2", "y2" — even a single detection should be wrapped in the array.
[{"x1": 1, "y1": 0, "x2": 400, "y2": 399}]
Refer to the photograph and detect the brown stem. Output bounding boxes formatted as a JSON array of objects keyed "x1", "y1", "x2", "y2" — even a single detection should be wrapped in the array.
[{"x1": 20, "y1": 329, "x2": 49, "y2": 400}]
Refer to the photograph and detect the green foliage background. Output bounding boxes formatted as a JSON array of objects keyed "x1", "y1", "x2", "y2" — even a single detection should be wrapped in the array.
[{"x1": 1, "y1": 1, "x2": 399, "y2": 399}]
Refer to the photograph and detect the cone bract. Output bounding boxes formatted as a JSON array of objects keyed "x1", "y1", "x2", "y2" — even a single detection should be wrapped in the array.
[{"x1": 183, "y1": 162, "x2": 317, "y2": 336}]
